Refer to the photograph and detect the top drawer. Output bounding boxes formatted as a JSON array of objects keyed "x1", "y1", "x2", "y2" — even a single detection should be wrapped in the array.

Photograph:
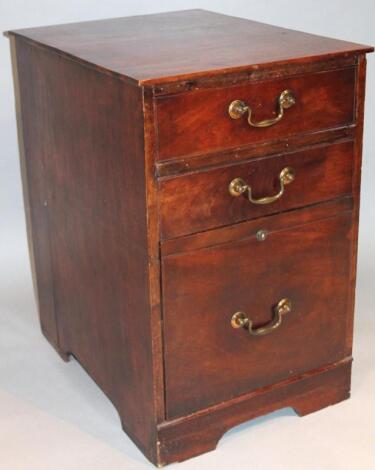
[{"x1": 156, "y1": 67, "x2": 356, "y2": 161}]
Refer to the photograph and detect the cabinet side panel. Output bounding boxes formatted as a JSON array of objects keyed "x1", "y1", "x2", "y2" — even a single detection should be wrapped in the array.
[
  {"x1": 10, "y1": 36, "x2": 59, "y2": 351},
  {"x1": 346, "y1": 54, "x2": 367, "y2": 354},
  {"x1": 12, "y1": 38, "x2": 158, "y2": 457}
]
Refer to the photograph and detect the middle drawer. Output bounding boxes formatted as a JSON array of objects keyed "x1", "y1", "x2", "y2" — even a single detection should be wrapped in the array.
[{"x1": 159, "y1": 140, "x2": 353, "y2": 239}]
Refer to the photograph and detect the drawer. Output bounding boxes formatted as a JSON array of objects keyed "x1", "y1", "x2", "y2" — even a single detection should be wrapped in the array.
[
  {"x1": 159, "y1": 140, "x2": 353, "y2": 239},
  {"x1": 161, "y1": 201, "x2": 353, "y2": 419},
  {"x1": 156, "y1": 67, "x2": 356, "y2": 161}
]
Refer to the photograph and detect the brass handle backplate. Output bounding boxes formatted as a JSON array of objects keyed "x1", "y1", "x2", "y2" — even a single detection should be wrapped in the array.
[
  {"x1": 228, "y1": 89, "x2": 296, "y2": 128},
  {"x1": 229, "y1": 167, "x2": 295, "y2": 205},
  {"x1": 231, "y1": 298, "x2": 292, "y2": 336}
]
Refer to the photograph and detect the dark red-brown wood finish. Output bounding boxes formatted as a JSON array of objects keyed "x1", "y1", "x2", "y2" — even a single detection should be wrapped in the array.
[
  {"x1": 6, "y1": 10, "x2": 373, "y2": 84},
  {"x1": 162, "y1": 203, "x2": 353, "y2": 418},
  {"x1": 6, "y1": 9, "x2": 373, "y2": 467},
  {"x1": 159, "y1": 140, "x2": 354, "y2": 238},
  {"x1": 156, "y1": 67, "x2": 356, "y2": 160},
  {"x1": 9, "y1": 36, "x2": 160, "y2": 458}
]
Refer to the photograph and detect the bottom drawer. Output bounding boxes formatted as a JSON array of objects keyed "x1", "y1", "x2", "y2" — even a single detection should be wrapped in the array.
[{"x1": 161, "y1": 200, "x2": 354, "y2": 419}]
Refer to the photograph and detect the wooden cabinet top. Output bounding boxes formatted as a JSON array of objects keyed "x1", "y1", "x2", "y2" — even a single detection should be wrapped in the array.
[{"x1": 5, "y1": 9, "x2": 373, "y2": 85}]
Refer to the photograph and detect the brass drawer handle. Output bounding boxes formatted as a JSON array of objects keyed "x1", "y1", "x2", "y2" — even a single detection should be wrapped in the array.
[
  {"x1": 228, "y1": 89, "x2": 296, "y2": 128},
  {"x1": 231, "y1": 298, "x2": 292, "y2": 336},
  {"x1": 229, "y1": 167, "x2": 295, "y2": 205}
]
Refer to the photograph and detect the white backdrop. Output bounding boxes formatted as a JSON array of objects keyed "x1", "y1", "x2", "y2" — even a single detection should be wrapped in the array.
[{"x1": 0, "y1": 2, "x2": 374, "y2": 469}]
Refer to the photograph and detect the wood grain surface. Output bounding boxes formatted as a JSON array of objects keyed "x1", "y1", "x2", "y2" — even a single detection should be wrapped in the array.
[
  {"x1": 5, "y1": 10, "x2": 372, "y2": 84},
  {"x1": 156, "y1": 67, "x2": 356, "y2": 160},
  {"x1": 11, "y1": 36, "x2": 160, "y2": 462},
  {"x1": 6, "y1": 9, "x2": 373, "y2": 466},
  {"x1": 159, "y1": 140, "x2": 354, "y2": 238},
  {"x1": 162, "y1": 207, "x2": 353, "y2": 418}
]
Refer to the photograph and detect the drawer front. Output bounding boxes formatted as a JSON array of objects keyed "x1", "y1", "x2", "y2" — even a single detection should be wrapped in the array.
[
  {"x1": 160, "y1": 140, "x2": 353, "y2": 239},
  {"x1": 162, "y1": 204, "x2": 353, "y2": 419},
  {"x1": 156, "y1": 67, "x2": 355, "y2": 161}
]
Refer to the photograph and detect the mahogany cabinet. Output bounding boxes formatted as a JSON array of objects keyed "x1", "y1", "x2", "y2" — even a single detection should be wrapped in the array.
[{"x1": 6, "y1": 10, "x2": 373, "y2": 466}]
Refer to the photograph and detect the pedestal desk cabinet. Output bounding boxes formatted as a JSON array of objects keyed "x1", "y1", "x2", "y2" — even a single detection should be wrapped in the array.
[{"x1": 6, "y1": 10, "x2": 373, "y2": 466}]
